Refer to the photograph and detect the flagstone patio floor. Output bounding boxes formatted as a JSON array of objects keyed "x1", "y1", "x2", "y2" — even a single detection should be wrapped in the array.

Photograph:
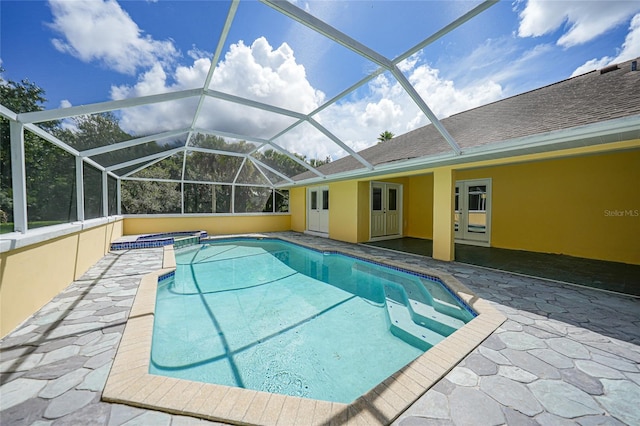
[{"x1": 1, "y1": 232, "x2": 639, "y2": 425}]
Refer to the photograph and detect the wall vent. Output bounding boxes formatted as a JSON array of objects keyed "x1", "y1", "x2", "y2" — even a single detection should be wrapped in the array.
[{"x1": 600, "y1": 64, "x2": 620, "y2": 74}]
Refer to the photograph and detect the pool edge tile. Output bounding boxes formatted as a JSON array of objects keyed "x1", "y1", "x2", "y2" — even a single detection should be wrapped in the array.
[{"x1": 102, "y1": 234, "x2": 507, "y2": 426}]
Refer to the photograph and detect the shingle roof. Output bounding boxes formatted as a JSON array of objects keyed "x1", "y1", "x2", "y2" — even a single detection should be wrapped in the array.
[{"x1": 294, "y1": 58, "x2": 640, "y2": 181}]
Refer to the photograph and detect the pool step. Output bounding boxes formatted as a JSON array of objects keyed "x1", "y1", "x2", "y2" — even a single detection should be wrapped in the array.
[
  {"x1": 383, "y1": 284, "x2": 447, "y2": 351},
  {"x1": 385, "y1": 298, "x2": 445, "y2": 351},
  {"x1": 410, "y1": 300, "x2": 466, "y2": 336}
]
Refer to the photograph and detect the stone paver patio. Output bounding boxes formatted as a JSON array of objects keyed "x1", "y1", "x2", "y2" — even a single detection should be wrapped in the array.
[{"x1": 1, "y1": 232, "x2": 639, "y2": 425}]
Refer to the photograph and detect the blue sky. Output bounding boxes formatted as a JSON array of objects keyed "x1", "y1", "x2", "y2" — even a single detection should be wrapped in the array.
[{"x1": 2, "y1": 0, "x2": 640, "y2": 160}]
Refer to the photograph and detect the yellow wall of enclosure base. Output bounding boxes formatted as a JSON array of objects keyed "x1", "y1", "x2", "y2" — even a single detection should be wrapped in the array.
[
  {"x1": 456, "y1": 149, "x2": 640, "y2": 264},
  {"x1": 0, "y1": 220, "x2": 123, "y2": 338},
  {"x1": 123, "y1": 214, "x2": 291, "y2": 236}
]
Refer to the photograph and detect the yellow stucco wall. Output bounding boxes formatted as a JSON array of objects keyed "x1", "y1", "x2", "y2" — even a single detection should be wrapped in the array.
[
  {"x1": 0, "y1": 220, "x2": 123, "y2": 338},
  {"x1": 123, "y1": 215, "x2": 291, "y2": 236},
  {"x1": 432, "y1": 168, "x2": 456, "y2": 261},
  {"x1": 456, "y1": 149, "x2": 640, "y2": 264},
  {"x1": 405, "y1": 174, "x2": 434, "y2": 239},
  {"x1": 357, "y1": 181, "x2": 370, "y2": 242},
  {"x1": 286, "y1": 141, "x2": 638, "y2": 264},
  {"x1": 328, "y1": 181, "x2": 360, "y2": 243},
  {"x1": 289, "y1": 187, "x2": 306, "y2": 233}
]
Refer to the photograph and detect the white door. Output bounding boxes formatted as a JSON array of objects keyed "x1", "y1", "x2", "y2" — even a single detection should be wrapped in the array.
[
  {"x1": 455, "y1": 179, "x2": 491, "y2": 245},
  {"x1": 308, "y1": 186, "x2": 329, "y2": 234},
  {"x1": 371, "y1": 182, "x2": 402, "y2": 239}
]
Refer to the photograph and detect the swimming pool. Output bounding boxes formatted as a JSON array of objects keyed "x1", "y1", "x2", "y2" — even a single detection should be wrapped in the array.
[{"x1": 150, "y1": 238, "x2": 475, "y2": 404}]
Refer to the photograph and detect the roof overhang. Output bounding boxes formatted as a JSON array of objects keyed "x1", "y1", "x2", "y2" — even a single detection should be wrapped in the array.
[{"x1": 282, "y1": 114, "x2": 640, "y2": 188}]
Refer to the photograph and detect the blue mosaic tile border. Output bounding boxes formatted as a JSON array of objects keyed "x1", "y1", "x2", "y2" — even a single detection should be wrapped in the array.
[
  {"x1": 110, "y1": 231, "x2": 208, "y2": 251},
  {"x1": 201, "y1": 236, "x2": 477, "y2": 317},
  {"x1": 158, "y1": 271, "x2": 175, "y2": 282}
]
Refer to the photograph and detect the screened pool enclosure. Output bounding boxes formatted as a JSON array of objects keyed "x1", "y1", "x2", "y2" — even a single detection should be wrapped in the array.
[{"x1": 1, "y1": 0, "x2": 498, "y2": 234}]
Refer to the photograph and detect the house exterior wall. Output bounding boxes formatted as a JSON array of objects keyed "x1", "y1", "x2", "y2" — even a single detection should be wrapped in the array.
[
  {"x1": 357, "y1": 181, "x2": 370, "y2": 242},
  {"x1": 328, "y1": 180, "x2": 360, "y2": 243},
  {"x1": 405, "y1": 174, "x2": 434, "y2": 240},
  {"x1": 289, "y1": 187, "x2": 306, "y2": 233},
  {"x1": 0, "y1": 220, "x2": 123, "y2": 338},
  {"x1": 123, "y1": 215, "x2": 291, "y2": 236},
  {"x1": 456, "y1": 149, "x2": 640, "y2": 264}
]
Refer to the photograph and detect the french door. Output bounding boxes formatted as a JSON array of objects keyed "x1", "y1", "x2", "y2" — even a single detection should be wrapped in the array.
[
  {"x1": 455, "y1": 179, "x2": 491, "y2": 245},
  {"x1": 371, "y1": 182, "x2": 402, "y2": 239},
  {"x1": 307, "y1": 186, "x2": 329, "y2": 234}
]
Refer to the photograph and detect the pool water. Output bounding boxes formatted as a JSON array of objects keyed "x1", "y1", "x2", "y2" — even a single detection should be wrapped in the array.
[{"x1": 150, "y1": 239, "x2": 475, "y2": 403}]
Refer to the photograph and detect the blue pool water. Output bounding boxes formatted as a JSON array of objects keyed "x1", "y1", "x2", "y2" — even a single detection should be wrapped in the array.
[{"x1": 150, "y1": 238, "x2": 475, "y2": 403}]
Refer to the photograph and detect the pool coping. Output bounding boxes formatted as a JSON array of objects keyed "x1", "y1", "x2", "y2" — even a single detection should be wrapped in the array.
[{"x1": 102, "y1": 235, "x2": 506, "y2": 425}]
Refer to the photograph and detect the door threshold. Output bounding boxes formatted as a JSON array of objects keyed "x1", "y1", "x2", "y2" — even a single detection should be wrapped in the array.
[
  {"x1": 369, "y1": 235, "x2": 403, "y2": 242},
  {"x1": 455, "y1": 239, "x2": 490, "y2": 247},
  {"x1": 304, "y1": 230, "x2": 329, "y2": 238}
]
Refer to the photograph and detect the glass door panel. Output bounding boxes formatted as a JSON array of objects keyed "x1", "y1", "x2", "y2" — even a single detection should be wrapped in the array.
[
  {"x1": 455, "y1": 180, "x2": 491, "y2": 244},
  {"x1": 371, "y1": 182, "x2": 402, "y2": 239},
  {"x1": 308, "y1": 186, "x2": 329, "y2": 234},
  {"x1": 371, "y1": 184, "x2": 385, "y2": 237},
  {"x1": 466, "y1": 185, "x2": 487, "y2": 236}
]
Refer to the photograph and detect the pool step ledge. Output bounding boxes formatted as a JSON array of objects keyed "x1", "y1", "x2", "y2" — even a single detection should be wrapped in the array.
[{"x1": 103, "y1": 234, "x2": 507, "y2": 425}]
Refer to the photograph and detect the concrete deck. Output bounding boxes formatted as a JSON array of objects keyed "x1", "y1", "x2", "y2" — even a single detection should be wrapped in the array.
[{"x1": 1, "y1": 232, "x2": 639, "y2": 425}]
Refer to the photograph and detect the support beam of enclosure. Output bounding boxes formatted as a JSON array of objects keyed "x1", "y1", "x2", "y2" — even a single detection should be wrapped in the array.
[
  {"x1": 391, "y1": 66, "x2": 462, "y2": 155},
  {"x1": 393, "y1": 0, "x2": 498, "y2": 65},
  {"x1": 81, "y1": 129, "x2": 190, "y2": 158},
  {"x1": 263, "y1": 0, "x2": 462, "y2": 160},
  {"x1": 204, "y1": 89, "x2": 307, "y2": 120},
  {"x1": 102, "y1": 171, "x2": 109, "y2": 217},
  {"x1": 116, "y1": 179, "x2": 122, "y2": 215},
  {"x1": 10, "y1": 122, "x2": 28, "y2": 233},
  {"x1": 186, "y1": 0, "x2": 239, "y2": 147},
  {"x1": 0, "y1": 104, "x2": 18, "y2": 121},
  {"x1": 308, "y1": 118, "x2": 374, "y2": 170},
  {"x1": 17, "y1": 89, "x2": 202, "y2": 124},
  {"x1": 76, "y1": 157, "x2": 85, "y2": 222},
  {"x1": 107, "y1": 147, "x2": 185, "y2": 172},
  {"x1": 250, "y1": 157, "x2": 295, "y2": 184},
  {"x1": 261, "y1": 0, "x2": 393, "y2": 69}
]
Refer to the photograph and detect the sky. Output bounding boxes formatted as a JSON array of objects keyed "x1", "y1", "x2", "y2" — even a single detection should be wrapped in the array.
[{"x1": 2, "y1": 0, "x2": 640, "y2": 163}]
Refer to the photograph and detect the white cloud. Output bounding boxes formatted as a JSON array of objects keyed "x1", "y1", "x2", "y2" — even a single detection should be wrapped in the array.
[
  {"x1": 57, "y1": 100, "x2": 79, "y2": 131},
  {"x1": 209, "y1": 37, "x2": 324, "y2": 113},
  {"x1": 314, "y1": 63, "x2": 503, "y2": 158},
  {"x1": 518, "y1": 0, "x2": 640, "y2": 48},
  {"x1": 47, "y1": 0, "x2": 178, "y2": 75},
  {"x1": 110, "y1": 35, "x2": 502, "y2": 161},
  {"x1": 571, "y1": 13, "x2": 640, "y2": 77},
  {"x1": 111, "y1": 37, "x2": 324, "y2": 140}
]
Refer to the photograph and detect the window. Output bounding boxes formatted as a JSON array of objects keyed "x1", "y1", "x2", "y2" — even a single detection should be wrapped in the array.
[
  {"x1": 468, "y1": 186, "x2": 487, "y2": 211},
  {"x1": 372, "y1": 187, "x2": 382, "y2": 211},
  {"x1": 388, "y1": 188, "x2": 397, "y2": 211}
]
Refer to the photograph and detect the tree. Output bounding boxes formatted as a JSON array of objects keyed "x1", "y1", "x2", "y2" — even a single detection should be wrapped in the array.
[
  {"x1": 307, "y1": 156, "x2": 331, "y2": 168},
  {"x1": 377, "y1": 130, "x2": 395, "y2": 143},
  {"x1": 0, "y1": 70, "x2": 75, "y2": 226},
  {"x1": 120, "y1": 166, "x2": 181, "y2": 214},
  {"x1": 1, "y1": 70, "x2": 50, "y2": 224}
]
